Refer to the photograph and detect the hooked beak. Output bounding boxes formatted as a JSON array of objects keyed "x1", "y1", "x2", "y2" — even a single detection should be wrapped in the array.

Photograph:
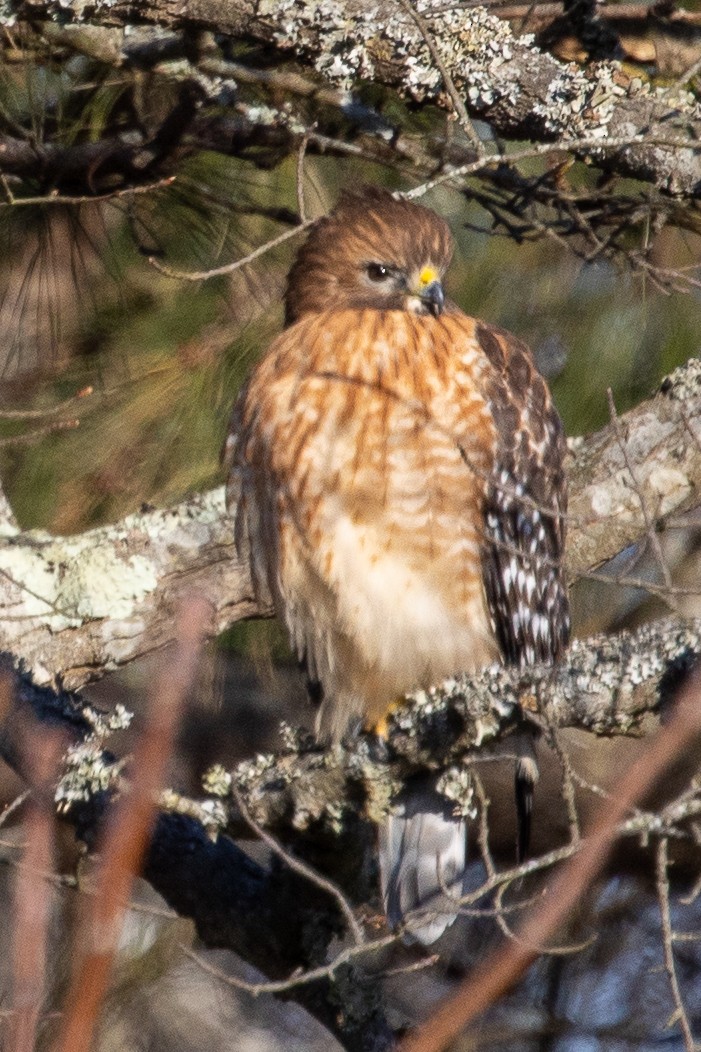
[
  {"x1": 420, "y1": 279, "x2": 445, "y2": 318},
  {"x1": 409, "y1": 265, "x2": 445, "y2": 317}
]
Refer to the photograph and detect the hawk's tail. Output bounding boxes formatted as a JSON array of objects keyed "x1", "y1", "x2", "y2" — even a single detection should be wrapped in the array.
[
  {"x1": 514, "y1": 728, "x2": 539, "y2": 863},
  {"x1": 379, "y1": 775, "x2": 466, "y2": 946}
]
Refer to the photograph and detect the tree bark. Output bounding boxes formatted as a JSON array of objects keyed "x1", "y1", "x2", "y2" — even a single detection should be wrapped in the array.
[{"x1": 11, "y1": 0, "x2": 701, "y2": 196}]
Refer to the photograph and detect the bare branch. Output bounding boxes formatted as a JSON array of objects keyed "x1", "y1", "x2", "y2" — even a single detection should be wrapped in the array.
[
  {"x1": 180, "y1": 935, "x2": 399, "y2": 997},
  {"x1": 656, "y1": 837, "x2": 699, "y2": 1052},
  {"x1": 231, "y1": 782, "x2": 366, "y2": 945},
  {"x1": 147, "y1": 220, "x2": 315, "y2": 281}
]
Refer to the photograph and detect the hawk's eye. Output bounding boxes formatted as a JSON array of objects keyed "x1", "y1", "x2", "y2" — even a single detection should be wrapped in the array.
[{"x1": 366, "y1": 263, "x2": 391, "y2": 282}]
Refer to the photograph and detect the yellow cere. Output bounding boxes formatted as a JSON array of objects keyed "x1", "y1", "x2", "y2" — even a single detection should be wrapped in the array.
[{"x1": 419, "y1": 266, "x2": 439, "y2": 287}]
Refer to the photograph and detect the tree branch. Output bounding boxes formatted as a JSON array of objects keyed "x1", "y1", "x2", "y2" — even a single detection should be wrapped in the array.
[
  {"x1": 11, "y1": 0, "x2": 701, "y2": 196},
  {"x1": 222, "y1": 615, "x2": 700, "y2": 833},
  {"x1": 8, "y1": 614, "x2": 695, "y2": 849}
]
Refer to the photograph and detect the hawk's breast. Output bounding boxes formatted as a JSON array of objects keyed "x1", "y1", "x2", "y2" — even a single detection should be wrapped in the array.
[{"x1": 228, "y1": 309, "x2": 501, "y2": 732}]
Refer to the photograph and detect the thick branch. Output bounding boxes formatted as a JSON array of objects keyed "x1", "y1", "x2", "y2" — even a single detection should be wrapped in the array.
[
  {"x1": 2, "y1": 361, "x2": 701, "y2": 690},
  {"x1": 10, "y1": 617, "x2": 688, "y2": 840},
  {"x1": 567, "y1": 358, "x2": 701, "y2": 576},
  {"x1": 0, "y1": 489, "x2": 266, "y2": 691},
  {"x1": 11, "y1": 0, "x2": 701, "y2": 196},
  {"x1": 227, "y1": 616, "x2": 699, "y2": 832}
]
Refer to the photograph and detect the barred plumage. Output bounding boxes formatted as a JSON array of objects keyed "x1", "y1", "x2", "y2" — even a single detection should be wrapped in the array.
[
  {"x1": 224, "y1": 187, "x2": 570, "y2": 942},
  {"x1": 476, "y1": 322, "x2": 570, "y2": 668}
]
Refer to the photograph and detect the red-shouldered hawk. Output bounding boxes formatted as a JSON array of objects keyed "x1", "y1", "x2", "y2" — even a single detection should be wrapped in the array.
[{"x1": 224, "y1": 187, "x2": 570, "y2": 943}]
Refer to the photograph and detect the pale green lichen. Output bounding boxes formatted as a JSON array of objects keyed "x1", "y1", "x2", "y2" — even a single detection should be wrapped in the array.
[
  {"x1": 258, "y1": 0, "x2": 612, "y2": 140},
  {"x1": 52, "y1": 544, "x2": 158, "y2": 619},
  {"x1": 54, "y1": 700, "x2": 133, "y2": 812},
  {"x1": 202, "y1": 763, "x2": 233, "y2": 797},
  {"x1": 0, "y1": 544, "x2": 69, "y2": 625},
  {"x1": 55, "y1": 742, "x2": 126, "y2": 812}
]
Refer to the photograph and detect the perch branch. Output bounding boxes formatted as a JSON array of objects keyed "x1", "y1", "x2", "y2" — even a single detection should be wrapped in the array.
[{"x1": 220, "y1": 616, "x2": 701, "y2": 833}]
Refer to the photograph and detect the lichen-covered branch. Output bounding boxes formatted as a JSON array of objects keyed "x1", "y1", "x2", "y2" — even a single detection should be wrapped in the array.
[
  {"x1": 0, "y1": 489, "x2": 266, "y2": 691},
  {"x1": 2, "y1": 360, "x2": 701, "y2": 690},
  {"x1": 4, "y1": 614, "x2": 698, "y2": 865},
  {"x1": 566, "y1": 358, "x2": 701, "y2": 577},
  {"x1": 224, "y1": 616, "x2": 699, "y2": 833},
  {"x1": 10, "y1": 0, "x2": 701, "y2": 196},
  {"x1": 20, "y1": 617, "x2": 692, "y2": 841}
]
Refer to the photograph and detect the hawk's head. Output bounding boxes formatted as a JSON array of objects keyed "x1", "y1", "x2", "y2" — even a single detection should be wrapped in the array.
[{"x1": 285, "y1": 186, "x2": 454, "y2": 325}]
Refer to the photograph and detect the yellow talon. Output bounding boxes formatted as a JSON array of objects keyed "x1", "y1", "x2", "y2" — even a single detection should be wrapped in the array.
[{"x1": 366, "y1": 698, "x2": 404, "y2": 740}]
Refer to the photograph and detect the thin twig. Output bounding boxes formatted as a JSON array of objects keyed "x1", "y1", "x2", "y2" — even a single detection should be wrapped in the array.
[
  {"x1": 546, "y1": 728, "x2": 581, "y2": 845},
  {"x1": 0, "y1": 178, "x2": 176, "y2": 209},
  {"x1": 656, "y1": 837, "x2": 698, "y2": 1052},
  {"x1": 672, "y1": 53, "x2": 701, "y2": 92},
  {"x1": 491, "y1": 881, "x2": 596, "y2": 955},
  {"x1": 472, "y1": 769, "x2": 496, "y2": 879},
  {"x1": 181, "y1": 932, "x2": 398, "y2": 996},
  {"x1": 231, "y1": 783, "x2": 365, "y2": 945},
  {"x1": 296, "y1": 132, "x2": 311, "y2": 224},
  {"x1": 680, "y1": 870, "x2": 701, "y2": 907},
  {"x1": 148, "y1": 220, "x2": 315, "y2": 281},
  {"x1": 403, "y1": 132, "x2": 697, "y2": 200},
  {"x1": 578, "y1": 570, "x2": 701, "y2": 599},
  {"x1": 0, "y1": 419, "x2": 80, "y2": 448},
  {"x1": 0, "y1": 388, "x2": 93, "y2": 420},
  {"x1": 607, "y1": 388, "x2": 679, "y2": 611},
  {"x1": 0, "y1": 793, "x2": 30, "y2": 828},
  {"x1": 379, "y1": 954, "x2": 440, "y2": 976}
]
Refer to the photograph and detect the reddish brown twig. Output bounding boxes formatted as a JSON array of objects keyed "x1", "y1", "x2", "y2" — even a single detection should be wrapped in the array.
[
  {"x1": 398, "y1": 665, "x2": 701, "y2": 1052},
  {"x1": 53, "y1": 596, "x2": 211, "y2": 1052},
  {"x1": 9, "y1": 725, "x2": 63, "y2": 1052}
]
